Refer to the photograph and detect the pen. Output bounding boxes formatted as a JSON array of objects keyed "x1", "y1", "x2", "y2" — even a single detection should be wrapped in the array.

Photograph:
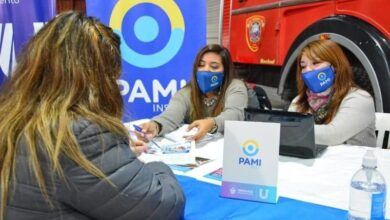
[
  {"x1": 132, "y1": 124, "x2": 144, "y2": 133},
  {"x1": 163, "y1": 135, "x2": 177, "y2": 143},
  {"x1": 133, "y1": 124, "x2": 162, "y2": 149}
]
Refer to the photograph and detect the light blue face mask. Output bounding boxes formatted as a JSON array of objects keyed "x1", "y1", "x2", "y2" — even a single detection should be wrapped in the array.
[
  {"x1": 196, "y1": 71, "x2": 224, "y2": 94},
  {"x1": 301, "y1": 65, "x2": 335, "y2": 93}
]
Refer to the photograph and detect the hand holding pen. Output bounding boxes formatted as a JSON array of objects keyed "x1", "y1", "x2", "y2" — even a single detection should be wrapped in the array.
[
  {"x1": 138, "y1": 121, "x2": 160, "y2": 139},
  {"x1": 133, "y1": 124, "x2": 162, "y2": 149}
]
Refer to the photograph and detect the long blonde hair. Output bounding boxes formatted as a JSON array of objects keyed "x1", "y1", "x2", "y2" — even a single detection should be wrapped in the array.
[
  {"x1": 295, "y1": 40, "x2": 356, "y2": 124},
  {"x1": 0, "y1": 11, "x2": 128, "y2": 218}
]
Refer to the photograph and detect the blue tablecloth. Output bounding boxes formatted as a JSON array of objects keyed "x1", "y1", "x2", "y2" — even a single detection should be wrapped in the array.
[{"x1": 177, "y1": 175, "x2": 347, "y2": 220}]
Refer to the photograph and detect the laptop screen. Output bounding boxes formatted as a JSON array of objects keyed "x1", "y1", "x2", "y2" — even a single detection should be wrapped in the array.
[{"x1": 244, "y1": 108, "x2": 327, "y2": 158}]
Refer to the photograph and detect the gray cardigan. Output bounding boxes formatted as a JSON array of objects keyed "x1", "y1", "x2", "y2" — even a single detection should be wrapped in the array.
[
  {"x1": 289, "y1": 88, "x2": 376, "y2": 147},
  {"x1": 152, "y1": 79, "x2": 248, "y2": 135},
  {"x1": 6, "y1": 119, "x2": 185, "y2": 220}
]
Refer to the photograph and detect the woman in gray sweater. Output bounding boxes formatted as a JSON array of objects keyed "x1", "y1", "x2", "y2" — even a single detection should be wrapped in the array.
[
  {"x1": 141, "y1": 44, "x2": 248, "y2": 142},
  {"x1": 288, "y1": 39, "x2": 376, "y2": 147}
]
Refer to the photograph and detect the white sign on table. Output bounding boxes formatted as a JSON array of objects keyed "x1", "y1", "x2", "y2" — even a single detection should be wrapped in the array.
[{"x1": 221, "y1": 120, "x2": 280, "y2": 203}]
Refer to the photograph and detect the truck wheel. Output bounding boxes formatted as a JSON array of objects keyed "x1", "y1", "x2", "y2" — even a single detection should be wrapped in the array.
[{"x1": 279, "y1": 16, "x2": 390, "y2": 112}]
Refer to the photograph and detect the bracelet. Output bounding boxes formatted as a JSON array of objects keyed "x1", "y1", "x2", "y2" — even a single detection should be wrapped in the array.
[{"x1": 209, "y1": 118, "x2": 218, "y2": 134}]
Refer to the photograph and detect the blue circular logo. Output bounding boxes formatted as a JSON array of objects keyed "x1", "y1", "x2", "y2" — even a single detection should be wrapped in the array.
[
  {"x1": 134, "y1": 16, "x2": 159, "y2": 42},
  {"x1": 241, "y1": 140, "x2": 260, "y2": 156},
  {"x1": 317, "y1": 72, "x2": 327, "y2": 81},
  {"x1": 110, "y1": 0, "x2": 185, "y2": 68}
]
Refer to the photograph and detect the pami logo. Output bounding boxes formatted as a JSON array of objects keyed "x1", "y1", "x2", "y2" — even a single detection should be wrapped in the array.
[
  {"x1": 239, "y1": 140, "x2": 261, "y2": 167},
  {"x1": 317, "y1": 71, "x2": 331, "y2": 87}
]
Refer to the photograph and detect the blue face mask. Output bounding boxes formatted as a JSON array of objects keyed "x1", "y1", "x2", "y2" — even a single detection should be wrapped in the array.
[
  {"x1": 301, "y1": 65, "x2": 335, "y2": 93},
  {"x1": 196, "y1": 71, "x2": 224, "y2": 94}
]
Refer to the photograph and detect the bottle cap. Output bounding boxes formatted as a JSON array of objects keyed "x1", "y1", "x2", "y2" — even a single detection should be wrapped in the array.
[{"x1": 362, "y1": 150, "x2": 377, "y2": 168}]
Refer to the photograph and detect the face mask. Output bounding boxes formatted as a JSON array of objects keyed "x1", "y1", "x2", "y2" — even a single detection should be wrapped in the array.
[
  {"x1": 301, "y1": 65, "x2": 335, "y2": 93},
  {"x1": 196, "y1": 71, "x2": 224, "y2": 94}
]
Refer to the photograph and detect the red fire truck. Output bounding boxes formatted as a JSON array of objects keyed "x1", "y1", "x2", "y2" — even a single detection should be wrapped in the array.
[{"x1": 221, "y1": 0, "x2": 390, "y2": 112}]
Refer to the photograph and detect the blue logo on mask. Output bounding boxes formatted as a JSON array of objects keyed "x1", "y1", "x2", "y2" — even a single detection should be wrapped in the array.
[
  {"x1": 196, "y1": 71, "x2": 224, "y2": 94},
  {"x1": 301, "y1": 66, "x2": 335, "y2": 93}
]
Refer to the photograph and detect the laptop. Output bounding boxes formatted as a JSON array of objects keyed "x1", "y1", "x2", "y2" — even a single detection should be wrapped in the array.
[{"x1": 244, "y1": 108, "x2": 328, "y2": 158}]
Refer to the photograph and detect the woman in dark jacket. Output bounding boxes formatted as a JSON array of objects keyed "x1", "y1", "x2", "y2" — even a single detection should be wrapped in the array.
[{"x1": 0, "y1": 11, "x2": 185, "y2": 220}]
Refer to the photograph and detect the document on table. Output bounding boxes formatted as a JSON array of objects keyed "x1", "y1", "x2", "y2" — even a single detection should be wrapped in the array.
[
  {"x1": 129, "y1": 122, "x2": 223, "y2": 178},
  {"x1": 169, "y1": 156, "x2": 215, "y2": 173},
  {"x1": 163, "y1": 124, "x2": 222, "y2": 144},
  {"x1": 202, "y1": 168, "x2": 223, "y2": 182},
  {"x1": 141, "y1": 140, "x2": 196, "y2": 165}
]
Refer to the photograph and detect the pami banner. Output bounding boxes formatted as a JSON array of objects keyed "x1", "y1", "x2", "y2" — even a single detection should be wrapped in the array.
[{"x1": 86, "y1": 0, "x2": 206, "y2": 121}]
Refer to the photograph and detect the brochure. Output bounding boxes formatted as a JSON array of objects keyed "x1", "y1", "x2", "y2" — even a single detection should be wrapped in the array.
[
  {"x1": 169, "y1": 156, "x2": 214, "y2": 172},
  {"x1": 147, "y1": 140, "x2": 196, "y2": 165},
  {"x1": 203, "y1": 168, "x2": 223, "y2": 182}
]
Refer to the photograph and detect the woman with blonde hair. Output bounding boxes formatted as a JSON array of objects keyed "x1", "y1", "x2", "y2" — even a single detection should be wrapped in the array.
[
  {"x1": 288, "y1": 39, "x2": 376, "y2": 146},
  {"x1": 0, "y1": 11, "x2": 184, "y2": 219},
  {"x1": 140, "y1": 44, "x2": 248, "y2": 142}
]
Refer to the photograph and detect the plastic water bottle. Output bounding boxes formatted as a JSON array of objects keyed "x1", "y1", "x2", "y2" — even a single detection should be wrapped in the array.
[{"x1": 348, "y1": 150, "x2": 386, "y2": 220}]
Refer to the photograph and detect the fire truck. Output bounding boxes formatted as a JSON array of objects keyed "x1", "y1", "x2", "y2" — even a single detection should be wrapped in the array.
[{"x1": 221, "y1": 0, "x2": 390, "y2": 112}]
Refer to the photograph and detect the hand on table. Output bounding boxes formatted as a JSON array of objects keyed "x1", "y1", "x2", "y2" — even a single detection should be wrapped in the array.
[
  {"x1": 186, "y1": 118, "x2": 215, "y2": 142},
  {"x1": 137, "y1": 121, "x2": 160, "y2": 141}
]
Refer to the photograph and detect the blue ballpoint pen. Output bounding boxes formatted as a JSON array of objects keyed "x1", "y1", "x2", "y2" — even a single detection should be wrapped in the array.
[{"x1": 133, "y1": 124, "x2": 162, "y2": 149}]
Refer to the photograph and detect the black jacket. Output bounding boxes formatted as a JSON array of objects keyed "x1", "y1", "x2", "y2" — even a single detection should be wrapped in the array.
[{"x1": 6, "y1": 119, "x2": 185, "y2": 219}]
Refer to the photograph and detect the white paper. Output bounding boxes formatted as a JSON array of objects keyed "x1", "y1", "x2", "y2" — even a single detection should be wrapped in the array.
[
  {"x1": 163, "y1": 124, "x2": 222, "y2": 144},
  {"x1": 146, "y1": 140, "x2": 196, "y2": 165}
]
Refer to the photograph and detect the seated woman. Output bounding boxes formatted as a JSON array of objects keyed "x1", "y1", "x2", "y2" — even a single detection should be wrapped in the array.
[
  {"x1": 288, "y1": 39, "x2": 376, "y2": 147},
  {"x1": 141, "y1": 44, "x2": 248, "y2": 142},
  {"x1": 0, "y1": 12, "x2": 184, "y2": 219}
]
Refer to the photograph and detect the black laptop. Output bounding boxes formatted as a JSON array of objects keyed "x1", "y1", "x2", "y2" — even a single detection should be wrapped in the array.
[{"x1": 244, "y1": 108, "x2": 327, "y2": 158}]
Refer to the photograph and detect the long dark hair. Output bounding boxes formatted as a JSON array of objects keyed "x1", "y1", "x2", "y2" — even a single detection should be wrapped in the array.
[{"x1": 190, "y1": 44, "x2": 236, "y2": 121}]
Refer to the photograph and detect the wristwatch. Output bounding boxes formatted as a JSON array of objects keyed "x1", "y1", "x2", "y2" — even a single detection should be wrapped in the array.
[{"x1": 209, "y1": 118, "x2": 218, "y2": 134}]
